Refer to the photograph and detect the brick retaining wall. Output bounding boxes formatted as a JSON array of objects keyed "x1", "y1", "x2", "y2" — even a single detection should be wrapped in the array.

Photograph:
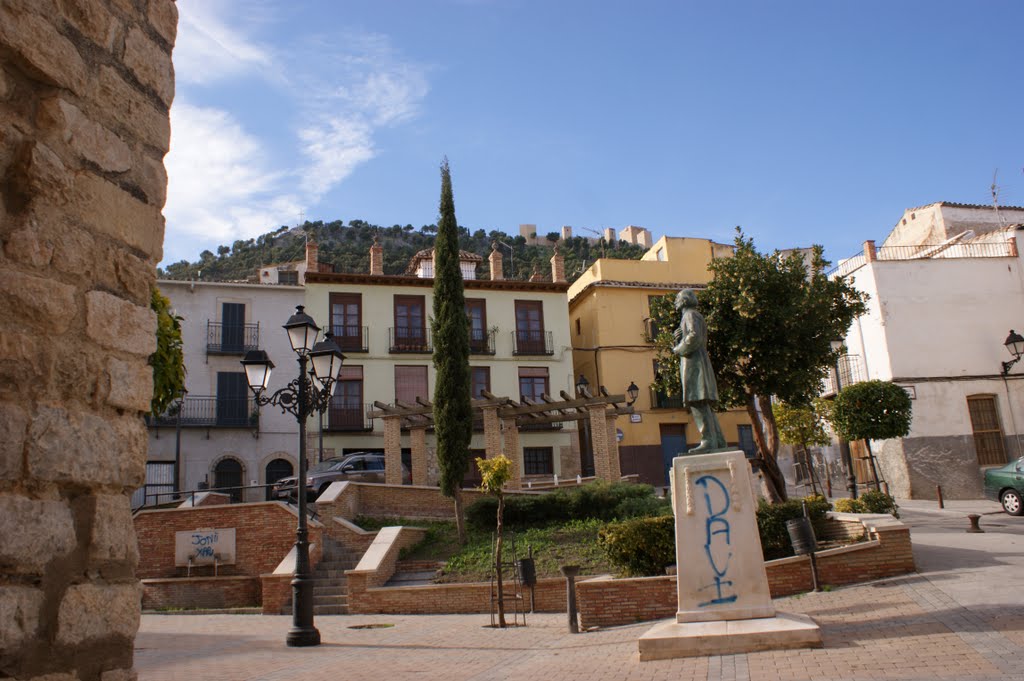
[
  {"x1": 134, "y1": 502, "x2": 322, "y2": 580},
  {"x1": 142, "y1": 576, "x2": 257, "y2": 610}
]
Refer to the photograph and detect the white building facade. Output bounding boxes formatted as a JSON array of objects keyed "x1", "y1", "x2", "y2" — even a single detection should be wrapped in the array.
[
  {"x1": 141, "y1": 280, "x2": 303, "y2": 505},
  {"x1": 829, "y1": 203, "x2": 1024, "y2": 499}
]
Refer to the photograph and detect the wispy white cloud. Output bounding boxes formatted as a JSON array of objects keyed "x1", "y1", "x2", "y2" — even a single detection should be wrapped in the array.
[
  {"x1": 164, "y1": 101, "x2": 301, "y2": 259},
  {"x1": 172, "y1": 0, "x2": 274, "y2": 85},
  {"x1": 162, "y1": 3, "x2": 430, "y2": 263}
]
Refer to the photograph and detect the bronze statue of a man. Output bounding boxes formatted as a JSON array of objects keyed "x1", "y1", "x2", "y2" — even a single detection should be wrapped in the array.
[{"x1": 672, "y1": 289, "x2": 727, "y2": 453}]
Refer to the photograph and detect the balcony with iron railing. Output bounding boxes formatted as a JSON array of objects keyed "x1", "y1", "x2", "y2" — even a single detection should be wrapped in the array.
[
  {"x1": 513, "y1": 330, "x2": 554, "y2": 355},
  {"x1": 145, "y1": 395, "x2": 259, "y2": 428},
  {"x1": 821, "y1": 354, "x2": 866, "y2": 397},
  {"x1": 649, "y1": 386, "x2": 683, "y2": 410},
  {"x1": 469, "y1": 328, "x2": 497, "y2": 355},
  {"x1": 206, "y1": 321, "x2": 259, "y2": 355},
  {"x1": 331, "y1": 325, "x2": 369, "y2": 353},
  {"x1": 827, "y1": 239, "x2": 1017, "y2": 279},
  {"x1": 389, "y1": 326, "x2": 432, "y2": 353},
  {"x1": 325, "y1": 400, "x2": 374, "y2": 432}
]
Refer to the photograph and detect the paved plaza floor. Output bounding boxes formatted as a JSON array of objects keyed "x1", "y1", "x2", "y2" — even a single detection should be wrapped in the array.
[{"x1": 135, "y1": 500, "x2": 1024, "y2": 681}]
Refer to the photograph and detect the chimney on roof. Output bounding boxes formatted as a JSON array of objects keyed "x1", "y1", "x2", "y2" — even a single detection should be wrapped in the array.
[
  {"x1": 488, "y1": 242, "x2": 503, "y2": 281},
  {"x1": 305, "y1": 237, "x2": 318, "y2": 273},
  {"x1": 550, "y1": 244, "x2": 565, "y2": 283},
  {"x1": 370, "y1": 236, "x2": 383, "y2": 276}
]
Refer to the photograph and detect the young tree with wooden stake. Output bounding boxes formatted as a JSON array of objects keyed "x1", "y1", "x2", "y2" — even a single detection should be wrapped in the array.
[
  {"x1": 432, "y1": 157, "x2": 474, "y2": 543},
  {"x1": 478, "y1": 454, "x2": 513, "y2": 628}
]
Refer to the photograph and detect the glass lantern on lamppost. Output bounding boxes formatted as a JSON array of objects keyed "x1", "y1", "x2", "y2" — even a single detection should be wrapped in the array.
[
  {"x1": 240, "y1": 305, "x2": 344, "y2": 648},
  {"x1": 1002, "y1": 330, "x2": 1024, "y2": 376}
]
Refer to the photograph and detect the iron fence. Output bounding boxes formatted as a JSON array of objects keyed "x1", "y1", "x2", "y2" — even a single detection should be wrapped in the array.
[{"x1": 513, "y1": 330, "x2": 554, "y2": 355}]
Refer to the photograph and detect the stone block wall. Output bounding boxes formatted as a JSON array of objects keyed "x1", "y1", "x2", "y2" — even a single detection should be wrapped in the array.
[{"x1": 0, "y1": 1, "x2": 175, "y2": 679}]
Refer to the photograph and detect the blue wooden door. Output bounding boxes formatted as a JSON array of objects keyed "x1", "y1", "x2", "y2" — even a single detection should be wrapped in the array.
[{"x1": 659, "y1": 425, "x2": 687, "y2": 486}]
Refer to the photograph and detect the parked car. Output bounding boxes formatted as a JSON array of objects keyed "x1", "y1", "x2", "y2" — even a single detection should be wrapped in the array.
[
  {"x1": 983, "y1": 457, "x2": 1024, "y2": 516},
  {"x1": 272, "y1": 453, "x2": 410, "y2": 501}
]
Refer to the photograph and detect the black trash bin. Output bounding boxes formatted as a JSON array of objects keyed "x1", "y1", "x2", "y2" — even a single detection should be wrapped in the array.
[
  {"x1": 786, "y1": 517, "x2": 817, "y2": 556},
  {"x1": 517, "y1": 557, "x2": 537, "y2": 587}
]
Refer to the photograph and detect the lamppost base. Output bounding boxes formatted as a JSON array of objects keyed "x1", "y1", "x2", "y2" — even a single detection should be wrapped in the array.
[{"x1": 286, "y1": 626, "x2": 321, "y2": 647}]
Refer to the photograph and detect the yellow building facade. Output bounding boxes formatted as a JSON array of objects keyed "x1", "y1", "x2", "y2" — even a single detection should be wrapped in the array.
[
  {"x1": 568, "y1": 236, "x2": 754, "y2": 487},
  {"x1": 303, "y1": 247, "x2": 579, "y2": 486}
]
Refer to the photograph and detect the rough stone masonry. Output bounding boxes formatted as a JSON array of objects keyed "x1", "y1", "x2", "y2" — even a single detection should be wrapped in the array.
[{"x1": 0, "y1": 1, "x2": 176, "y2": 679}]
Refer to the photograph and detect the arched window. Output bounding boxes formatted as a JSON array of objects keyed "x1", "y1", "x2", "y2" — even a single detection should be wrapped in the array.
[
  {"x1": 265, "y1": 458, "x2": 293, "y2": 500},
  {"x1": 213, "y1": 457, "x2": 244, "y2": 503}
]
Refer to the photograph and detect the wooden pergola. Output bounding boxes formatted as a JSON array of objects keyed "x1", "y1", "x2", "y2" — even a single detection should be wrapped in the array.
[{"x1": 366, "y1": 389, "x2": 634, "y2": 487}]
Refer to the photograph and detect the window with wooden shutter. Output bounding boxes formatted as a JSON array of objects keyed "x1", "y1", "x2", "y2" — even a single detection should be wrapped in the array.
[{"x1": 967, "y1": 395, "x2": 1007, "y2": 466}]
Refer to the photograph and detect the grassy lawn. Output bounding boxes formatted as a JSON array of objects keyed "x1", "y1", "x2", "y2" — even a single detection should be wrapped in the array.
[{"x1": 355, "y1": 516, "x2": 617, "y2": 582}]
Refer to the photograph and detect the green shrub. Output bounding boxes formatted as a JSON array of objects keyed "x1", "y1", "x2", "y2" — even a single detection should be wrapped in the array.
[
  {"x1": 466, "y1": 481, "x2": 662, "y2": 531},
  {"x1": 597, "y1": 515, "x2": 676, "y2": 577},
  {"x1": 756, "y1": 495, "x2": 832, "y2": 560},
  {"x1": 858, "y1": 490, "x2": 899, "y2": 518},
  {"x1": 833, "y1": 498, "x2": 866, "y2": 514}
]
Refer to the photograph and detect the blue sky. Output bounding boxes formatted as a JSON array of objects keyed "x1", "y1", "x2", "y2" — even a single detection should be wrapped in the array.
[{"x1": 163, "y1": 0, "x2": 1024, "y2": 266}]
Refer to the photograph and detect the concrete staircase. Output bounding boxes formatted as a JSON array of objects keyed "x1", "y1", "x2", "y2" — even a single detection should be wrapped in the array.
[{"x1": 311, "y1": 536, "x2": 361, "y2": 615}]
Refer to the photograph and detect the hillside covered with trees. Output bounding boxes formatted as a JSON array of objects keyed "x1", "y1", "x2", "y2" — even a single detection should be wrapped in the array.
[{"x1": 159, "y1": 220, "x2": 648, "y2": 283}]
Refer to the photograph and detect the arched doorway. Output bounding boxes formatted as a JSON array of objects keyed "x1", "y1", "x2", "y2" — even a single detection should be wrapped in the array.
[
  {"x1": 213, "y1": 457, "x2": 244, "y2": 502},
  {"x1": 265, "y1": 458, "x2": 293, "y2": 500}
]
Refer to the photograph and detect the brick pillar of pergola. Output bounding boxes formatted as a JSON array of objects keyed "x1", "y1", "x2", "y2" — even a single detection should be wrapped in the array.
[
  {"x1": 500, "y1": 418, "x2": 522, "y2": 484},
  {"x1": 588, "y1": 405, "x2": 613, "y2": 481},
  {"x1": 383, "y1": 415, "x2": 403, "y2": 485},
  {"x1": 482, "y1": 406, "x2": 501, "y2": 458},
  {"x1": 605, "y1": 414, "x2": 622, "y2": 480},
  {"x1": 410, "y1": 426, "x2": 429, "y2": 487}
]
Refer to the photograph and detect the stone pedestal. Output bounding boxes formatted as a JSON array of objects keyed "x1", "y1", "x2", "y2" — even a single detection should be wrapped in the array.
[{"x1": 639, "y1": 451, "x2": 821, "y2": 660}]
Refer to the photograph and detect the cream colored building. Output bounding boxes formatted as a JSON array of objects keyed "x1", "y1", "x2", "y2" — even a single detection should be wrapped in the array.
[
  {"x1": 568, "y1": 236, "x2": 753, "y2": 487},
  {"x1": 303, "y1": 243, "x2": 579, "y2": 486}
]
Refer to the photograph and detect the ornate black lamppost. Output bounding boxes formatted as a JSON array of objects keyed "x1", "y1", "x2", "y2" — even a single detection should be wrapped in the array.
[{"x1": 241, "y1": 305, "x2": 344, "y2": 647}]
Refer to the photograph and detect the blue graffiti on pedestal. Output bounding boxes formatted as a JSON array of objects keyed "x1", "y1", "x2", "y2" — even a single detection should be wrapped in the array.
[{"x1": 695, "y1": 474, "x2": 737, "y2": 607}]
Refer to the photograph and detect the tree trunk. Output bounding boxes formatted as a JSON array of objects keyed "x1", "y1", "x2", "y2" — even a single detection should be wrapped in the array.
[
  {"x1": 453, "y1": 489, "x2": 466, "y2": 545},
  {"x1": 745, "y1": 393, "x2": 788, "y2": 502},
  {"x1": 495, "y1": 495, "x2": 506, "y2": 628}
]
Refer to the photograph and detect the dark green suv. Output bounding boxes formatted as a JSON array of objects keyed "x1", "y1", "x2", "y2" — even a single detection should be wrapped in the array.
[{"x1": 984, "y1": 457, "x2": 1024, "y2": 516}]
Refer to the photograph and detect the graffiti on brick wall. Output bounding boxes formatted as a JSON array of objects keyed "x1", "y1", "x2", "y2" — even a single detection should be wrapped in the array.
[{"x1": 174, "y1": 527, "x2": 236, "y2": 566}]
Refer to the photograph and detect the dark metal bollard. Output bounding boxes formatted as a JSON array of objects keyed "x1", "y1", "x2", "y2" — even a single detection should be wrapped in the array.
[
  {"x1": 936, "y1": 485, "x2": 944, "y2": 509},
  {"x1": 967, "y1": 514, "x2": 984, "y2": 533},
  {"x1": 560, "y1": 565, "x2": 580, "y2": 633}
]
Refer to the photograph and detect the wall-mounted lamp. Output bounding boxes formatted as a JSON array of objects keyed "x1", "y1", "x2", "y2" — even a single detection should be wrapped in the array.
[
  {"x1": 626, "y1": 381, "x2": 639, "y2": 406},
  {"x1": 1002, "y1": 330, "x2": 1024, "y2": 376},
  {"x1": 575, "y1": 374, "x2": 590, "y2": 396}
]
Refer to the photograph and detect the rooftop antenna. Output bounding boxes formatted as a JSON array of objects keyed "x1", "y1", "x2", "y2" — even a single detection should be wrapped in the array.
[
  {"x1": 992, "y1": 169, "x2": 1007, "y2": 226},
  {"x1": 580, "y1": 226, "x2": 607, "y2": 258}
]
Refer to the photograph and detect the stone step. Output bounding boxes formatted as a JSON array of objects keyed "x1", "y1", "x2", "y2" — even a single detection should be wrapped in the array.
[
  {"x1": 313, "y1": 594, "x2": 348, "y2": 606},
  {"x1": 386, "y1": 570, "x2": 437, "y2": 587},
  {"x1": 313, "y1": 585, "x2": 347, "y2": 596},
  {"x1": 314, "y1": 569, "x2": 351, "y2": 579},
  {"x1": 315, "y1": 561, "x2": 358, "y2": 571},
  {"x1": 313, "y1": 604, "x2": 348, "y2": 615}
]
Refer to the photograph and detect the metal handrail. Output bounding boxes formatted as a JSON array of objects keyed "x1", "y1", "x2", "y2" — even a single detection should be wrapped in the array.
[
  {"x1": 145, "y1": 395, "x2": 258, "y2": 428},
  {"x1": 331, "y1": 324, "x2": 368, "y2": 352},
  {"x1": 389, "y1": 326, "x2": 432, "y2": 353}
]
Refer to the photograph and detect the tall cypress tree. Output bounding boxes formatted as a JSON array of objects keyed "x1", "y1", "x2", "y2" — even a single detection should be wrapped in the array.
[{"x1": 432, "y1": 157, "x2": 473, "y2": 543}]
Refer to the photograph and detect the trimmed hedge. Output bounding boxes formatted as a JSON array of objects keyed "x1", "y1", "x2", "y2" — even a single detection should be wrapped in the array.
[
  {"x1": 834, "y1": 491, "x2": 899, "y2": 518},
  {"x1": 597, "y1": 515, "x2": 676, "y2": 577},
  {"x1": 599, "y1": 494, "x2": 834, "y2": 575},
  {"x1": 465, "y1": 481, "x2": 668, "y2": 531}
]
